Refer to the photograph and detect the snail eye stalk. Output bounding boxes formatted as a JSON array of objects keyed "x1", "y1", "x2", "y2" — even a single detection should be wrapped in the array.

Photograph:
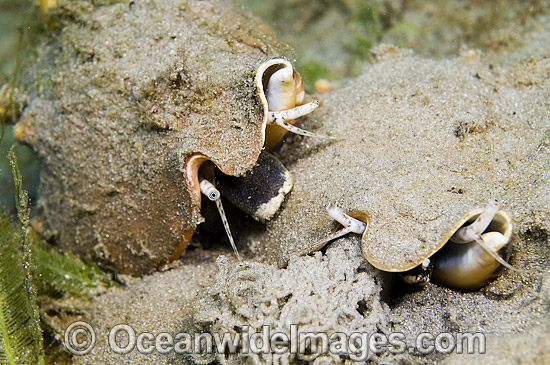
[
  {"x1": 312, "y1": 203, "x2": 370, "y2": 252},
  {"x1": 200, "y1": 179, "x2": 242, "y2": 262}
]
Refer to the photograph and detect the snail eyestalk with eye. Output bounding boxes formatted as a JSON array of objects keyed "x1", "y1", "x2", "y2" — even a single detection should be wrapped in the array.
[
  {"x1": 324, "y1": 203, "x2": 368, "y2": 235},
  {"x1": 431, "y1": 200, "x2": 517, "y2": 290},
  {"x1": 267, "y1": 101, "x2": 322, "y2": 138},
  {"x1": 451, "y1": 199, "x2": 500, "y2": 243},
  {"x1": 313, "y1": 203, "x2": 370, "y2": 251},
  {"x1": 319, "y1": 200, "x2": 518, "y2": 291},
  {"x1": 199, "y1": 178, "x2": 242, "y2": 263},
  {"x1": 263, "y1": 61, "x2": 335, "y2": 149}
]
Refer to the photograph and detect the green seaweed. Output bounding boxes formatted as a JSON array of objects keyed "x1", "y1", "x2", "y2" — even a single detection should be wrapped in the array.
[
  {"x1": 296, "y1": 60, "x2": 333, "y2": 94},
  {"x1": 346, "y1": 3, "x2": 386, "y2": 59},
  {"x1": 31, "y1": 230, "x2": 114, "y2": 299},
  {"x1": 0, "y1": 146, "x2": 45, "y2": 365},
  {"x1": 9, "y1": 144, "x2": 114, "y2": 300},
  {"x1": 1, "y1": 146, "x2": 115, "y2": 363},
  {"x1": 0, "y1": 215, "x2": 45, "y2": 365}
]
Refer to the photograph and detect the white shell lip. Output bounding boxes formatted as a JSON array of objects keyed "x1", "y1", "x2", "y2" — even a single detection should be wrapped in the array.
[{"x1": 363, "y1": 207, "x2": 514, "y2": 273}]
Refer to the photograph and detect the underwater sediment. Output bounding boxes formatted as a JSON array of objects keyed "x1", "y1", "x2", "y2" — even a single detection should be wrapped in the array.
[
  {"x1": 5, "y1": 0, "x2": 550, "y2": 363},
  {"x1": 71, "y1": 44, "x2": 550, "y2": 364}
]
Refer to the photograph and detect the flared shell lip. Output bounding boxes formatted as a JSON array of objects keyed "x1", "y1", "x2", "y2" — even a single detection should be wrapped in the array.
[
  {"x1": 362, "y1": 208, "x2": 513, "y2": 272},
  {"x1": 254, "y1": 57, "x2": 294, "y2": 146},
  {"x1": 184, "y1": 58, "x2": 295, "y2": 207}
]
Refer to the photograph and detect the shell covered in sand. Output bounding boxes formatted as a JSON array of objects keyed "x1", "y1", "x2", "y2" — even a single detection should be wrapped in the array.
[
  {"x1": 15, "y1": 0, "x2": 296, "y2": 275},
  {"x1": 363, "y1": 202, "x2": 514, "y2": 272},
  {"x1": 255, "y1": 46, "x2": 550, "y2": 273}
]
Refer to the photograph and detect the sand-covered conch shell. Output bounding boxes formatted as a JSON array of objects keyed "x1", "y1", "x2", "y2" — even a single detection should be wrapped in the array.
[
  {"x1": 363, "y1": 200, "x2": 513, "y2": 270},
  {"x1": 13, "y1": 0, "x2": 317, "y2": 275},
  {"x1": 320, "y1": 201, "x2": 514, "y2": 290}
]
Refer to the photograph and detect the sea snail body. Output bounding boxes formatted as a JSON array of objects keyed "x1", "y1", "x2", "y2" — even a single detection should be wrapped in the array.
[{"x1": 319, "y1": 200, "x2": 514, "y2": 290}]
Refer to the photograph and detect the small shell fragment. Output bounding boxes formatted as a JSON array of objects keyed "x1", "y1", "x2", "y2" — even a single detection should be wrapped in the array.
[{"x1": 314, "y1": 79, "x2": 333, "y2": 94}]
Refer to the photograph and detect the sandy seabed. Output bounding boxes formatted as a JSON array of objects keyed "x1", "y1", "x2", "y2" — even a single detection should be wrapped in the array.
[{"x1": 1, "y1": 1, "x2": 549, "y2": 364}]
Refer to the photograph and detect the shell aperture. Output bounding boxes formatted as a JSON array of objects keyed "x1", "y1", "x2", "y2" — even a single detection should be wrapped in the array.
[{"x1": 431, "y1": 201, "x2": 514, "y2": 290}]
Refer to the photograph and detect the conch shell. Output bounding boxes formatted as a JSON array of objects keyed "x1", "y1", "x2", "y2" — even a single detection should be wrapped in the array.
[{"x1": 14, "y1": 0, "x2": 317, "y2": 275}]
